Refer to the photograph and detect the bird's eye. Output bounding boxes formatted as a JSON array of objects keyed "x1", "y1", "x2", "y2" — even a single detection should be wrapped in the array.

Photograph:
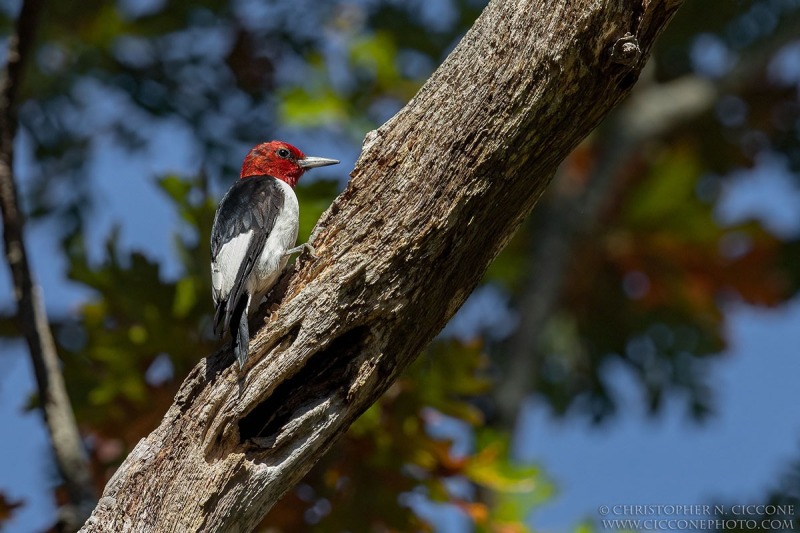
[{"x1": 277, "y1": 148, "x2": 291, "y2": 158}]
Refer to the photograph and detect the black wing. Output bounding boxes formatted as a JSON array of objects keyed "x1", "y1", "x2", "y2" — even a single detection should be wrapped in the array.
[
  {"x1": 211, "y1": 175, "x2": 285, "y2": 340},
  {"x1": 211, "y1": 175, "x2": 285, "y2": 262}
]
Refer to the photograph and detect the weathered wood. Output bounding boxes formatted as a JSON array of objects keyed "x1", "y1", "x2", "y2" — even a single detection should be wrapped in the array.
[{"x1": 81, "y1": 0, "x2": 683, "y2": 530}]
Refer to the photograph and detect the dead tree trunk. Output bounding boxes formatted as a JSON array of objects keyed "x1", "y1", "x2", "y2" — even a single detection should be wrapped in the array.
[{"x1": 81, "y1": 0, "x2": 683, "y2": 530}]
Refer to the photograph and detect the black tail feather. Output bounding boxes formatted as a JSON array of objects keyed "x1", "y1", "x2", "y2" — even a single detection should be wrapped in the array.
[
  {"x1": 230, "y1": 292, "x2": 250, "y2": 369},
  {"x1": 213, "y1": 298, "x2": 226, "y2": 338}
]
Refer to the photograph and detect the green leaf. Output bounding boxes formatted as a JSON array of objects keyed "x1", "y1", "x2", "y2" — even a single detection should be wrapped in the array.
[
  {"x1": 296, "y1": 179, "x2": 341, "y2": 242},
  {"x1": 157, "y1": 175, "x2": 192, "y2": 204},
  {"x1": 173, "y1": 277, "x2": 197, "y2": 318},
  {"x1": 279, "y1": 87, "x2": 349, "y2": 127},
  {"x1": 349, "y1": 32, "x2": 400, "y2": 85}
]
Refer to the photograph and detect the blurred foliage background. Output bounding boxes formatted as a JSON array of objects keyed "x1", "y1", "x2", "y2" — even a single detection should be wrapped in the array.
[{"x1": 1, "y1": 0, "x2": 800, "y2": 531}]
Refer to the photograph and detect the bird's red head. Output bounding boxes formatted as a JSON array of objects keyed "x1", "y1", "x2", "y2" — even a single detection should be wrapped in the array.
[{"x1": 240, "y1": 140, "x2": 339, "y2": 188}]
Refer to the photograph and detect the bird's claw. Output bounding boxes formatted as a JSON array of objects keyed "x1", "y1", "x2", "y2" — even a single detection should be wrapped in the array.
[
  {"x1": 303, "y1": 243, "x2": 318, "y2": 259},
  {"x1": 284, "y1": 242, "x2": 318, "y2": 260}
]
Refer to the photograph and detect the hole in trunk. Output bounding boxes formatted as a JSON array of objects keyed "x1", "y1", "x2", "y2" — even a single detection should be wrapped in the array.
[{"x1": 238, "y1": 326, "x2": 370, "y2": 444}]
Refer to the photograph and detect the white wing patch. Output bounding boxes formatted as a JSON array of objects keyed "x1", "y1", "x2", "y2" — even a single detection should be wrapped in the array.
[{"x1": 211, "y1": 230, "x2": 253, "y2": 303}]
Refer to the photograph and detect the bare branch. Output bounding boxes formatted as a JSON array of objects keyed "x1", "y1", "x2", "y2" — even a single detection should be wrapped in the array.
[{"x1": 0, "y1": 0, "x2": 95, "y2": 528}]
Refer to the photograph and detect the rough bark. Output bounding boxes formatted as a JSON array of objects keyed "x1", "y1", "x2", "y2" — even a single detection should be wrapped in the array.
[
  {"x1": 81, "y1": 0, "x2": 683, "y2": 530},
  {"x1": 0, "y1": 0, "x2": 95, "y2": 529}
]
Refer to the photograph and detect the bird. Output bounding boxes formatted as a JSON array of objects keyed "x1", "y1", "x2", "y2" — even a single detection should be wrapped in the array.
[{"x1": 211, "y1": 140, "x2": 339, "y2": 368}]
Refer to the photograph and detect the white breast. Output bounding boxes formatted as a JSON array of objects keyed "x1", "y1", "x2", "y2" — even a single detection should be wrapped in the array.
[{"x1": 246, "y1": 179, "x2": 299, "y2": 303}]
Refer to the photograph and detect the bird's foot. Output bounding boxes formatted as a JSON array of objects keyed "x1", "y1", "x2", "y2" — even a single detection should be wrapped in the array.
[{"x1": 284, "y1": 242, "x2": 317, "y2": 260}]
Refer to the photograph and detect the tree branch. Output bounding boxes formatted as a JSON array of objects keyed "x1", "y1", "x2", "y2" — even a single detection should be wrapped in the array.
[
  {"x1": 0, "y1": 0, "x2": 95, "y2": 529},
  {"x1": 80, "y1": 1, "x2": 683, "y2": 530}
]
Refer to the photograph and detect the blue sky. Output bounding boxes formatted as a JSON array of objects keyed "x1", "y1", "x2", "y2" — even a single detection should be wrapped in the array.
[{"x1": 523, "y1": 298, "x2": 800, "y2": 530}]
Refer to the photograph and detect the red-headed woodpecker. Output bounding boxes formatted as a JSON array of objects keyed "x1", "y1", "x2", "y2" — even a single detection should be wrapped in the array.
[{"x1": 211, "y1": 140, "x2": 339, "y2": 368}]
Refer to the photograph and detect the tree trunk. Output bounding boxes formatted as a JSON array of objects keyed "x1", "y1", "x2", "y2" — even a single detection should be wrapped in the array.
[{"x1": 81, "y1": 0, "x2": 683, "y2": 530}]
